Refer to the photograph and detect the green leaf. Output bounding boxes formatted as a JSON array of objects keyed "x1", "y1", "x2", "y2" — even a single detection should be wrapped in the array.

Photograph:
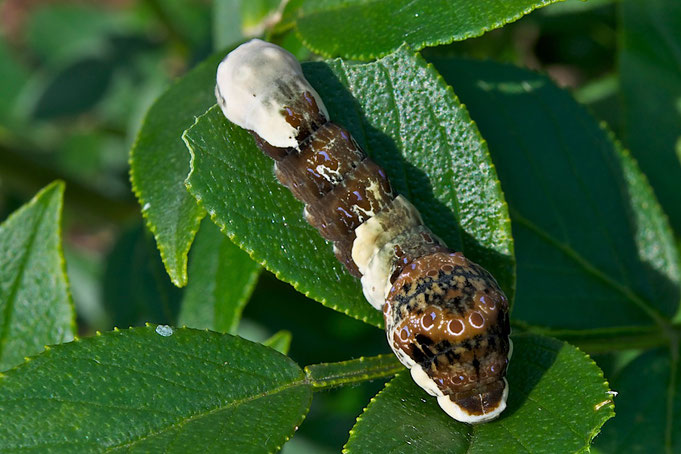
[
  {"x1": 184, "y1": 46, "x2": 513, "y2": 327},
  {"x1": 617, "y1": 144, "x2": 681, "y2": 323},
  {"x1": 130, "y1": 50, "x2": 232, "y2": 287},
  {"x1": 185, "y1": 112, "x2": 375, "y2": 324},
  {"x1": 0, "y1": 325, "x2": 312, "y2": 453},
  {"x1": 594, "y1": 347, "x2": 680, "y2": 453},
  {"x1": 0, "y1": 181, "x2": 74, "y2": 371},
  {"x1": 103, "y1": 224, "x2": 182, "y2": 328},
  {"x1": 344, "y1": 334, "x2": 614, "y2": 453},
  {"x1": 178, "y1": 219, "x2": 261, "y2": 333},
  {"x1": 431, "y1": 57, "x2": 681, "y2": 329},
  {"x1": 292, "y1": 0, "x2": 563, "y2": 60},
  {"x1": 618, "y1": 0, "x2": 681, "y2": 235},
  {"x1": 263, "y1": 330, "x2": 293, "y2": 355}
]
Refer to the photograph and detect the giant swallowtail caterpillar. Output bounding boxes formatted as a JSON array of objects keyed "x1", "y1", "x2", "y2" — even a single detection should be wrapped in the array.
[{"x1": 215, "y1": 39, "x2": 511, "y2": 424}]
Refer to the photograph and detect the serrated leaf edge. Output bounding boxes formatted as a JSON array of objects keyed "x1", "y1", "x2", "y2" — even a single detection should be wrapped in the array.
[
  {"x1": 292, "y1": 0, "x2": 563, "y2": 60},
  {"x1": 181, "y1": 115, "x2": 384, "y2": 329}
]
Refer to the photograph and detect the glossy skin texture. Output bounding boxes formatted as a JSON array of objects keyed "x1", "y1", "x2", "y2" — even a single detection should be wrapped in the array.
[
  {"x1": 385, "y1": 252, "x2": 511, "y2": 421},
  {"x1": 215, "y1": 39, "x2": 511, "y2": 423}
]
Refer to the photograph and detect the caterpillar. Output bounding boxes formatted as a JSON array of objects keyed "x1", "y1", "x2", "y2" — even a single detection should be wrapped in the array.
[{"x1": 215, "y1": 39, "x2": 511, "y2": 424}]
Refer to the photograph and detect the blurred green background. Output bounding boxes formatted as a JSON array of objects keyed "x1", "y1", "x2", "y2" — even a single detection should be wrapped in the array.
[{"x1": 0, "y1": 1, "x2": 622, "y2": 452}]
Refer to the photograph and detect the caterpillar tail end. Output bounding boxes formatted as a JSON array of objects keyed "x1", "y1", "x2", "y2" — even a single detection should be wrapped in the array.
[
  {"x1": 384, "y1": 251, "x2": 511, "y2": 424},
  {"x1": 436, "y1": 378, "x2": 508, "y2": 424}
]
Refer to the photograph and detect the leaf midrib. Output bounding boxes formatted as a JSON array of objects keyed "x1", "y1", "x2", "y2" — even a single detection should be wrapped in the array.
[
  {"x1": 103, "y1": 380, "x2": 308, "y2": 452},
  {"x1": 511, "y1": 208, "x2": 668, "y2": 328}
]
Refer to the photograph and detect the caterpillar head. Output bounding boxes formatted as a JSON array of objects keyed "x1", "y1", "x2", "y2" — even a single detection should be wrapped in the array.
[
  {"x1": 215, "y1": 39, "x2": 328, "y2": 150},
  {"x1": 384, "y1": 251, "x2": 511, "y2": 423}
]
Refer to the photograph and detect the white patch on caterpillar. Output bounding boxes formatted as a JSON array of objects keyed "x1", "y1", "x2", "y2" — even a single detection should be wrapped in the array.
[
  {"x1": 361, "y1": 225, "x2": 440, "y2": 309},
  {"x1": 315, "y1": 164, "x2": 342, "y2": 183},
  {"x1": 436, "y1": 378, "x2": 508, "y2": 424},
  {"x1": 365, "y1": 180, "x2": 385, "y2": 206},
  {"x1": 410, "y1": 365, "x2": 443, "y2": 397},
  {"x1": 352, "y1": 195, "x2": 422, "y2": 275},
  {"x1": 349, "y1": 179, "x2": 388, "y2": 222},
  {"x1": 351, "y1": 202, "x2": 374, "y2": 224},
  {"x1": 215, "y1": 39, "x2": 328, "y2": 148}
]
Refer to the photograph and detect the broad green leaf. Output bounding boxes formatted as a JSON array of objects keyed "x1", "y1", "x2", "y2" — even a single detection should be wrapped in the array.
[
  {"x1": 130, "y1": 51, "x2": 231, "y2": 287},
  {"x1": 344, "y1": 334, "x2": 614, "y2": 453},
  {"x1": 0, "y1": 181, "x2": 74, "y2": 371},
  {"x1": 185, "y1": 112, "x2": 375, "y2": 324},
  {"x1": 594, "y1": 347, "x2": 680, "y2": 453},
  {"x1": 619, "y1": 0, "x2": 681, "y2": 235},
  {"x1": 178, "y1": 219, "x2": 261, "y2": 333},
  {"x1": 184, "y1": 46, "x2": 513, "y2": 327},
  {"x1": 292, "y1": 0, "x2": 563, "y2": 60},
  {"x1": 617, "y1": 144, "x2": 681, "y2": 323},
  {"x1": 263, "y1": 330, "x2": 293, "y2": 354},
  {"x1": 103, "y1": 224, "x2": 182, "y2": 328},
  {"x1": 0, "y1": 325, "x2": 312, "y2": 453},
  {"x1": 432, "y1": 57, "x2": 681, "y2": 329}
]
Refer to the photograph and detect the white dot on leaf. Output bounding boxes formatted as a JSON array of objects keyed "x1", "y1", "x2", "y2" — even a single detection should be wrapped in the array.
[{"x1": 155, "y1": 325, "x2": 173, "y2": 337}]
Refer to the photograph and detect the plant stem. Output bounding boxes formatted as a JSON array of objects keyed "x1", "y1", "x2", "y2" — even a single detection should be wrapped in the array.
[
  {"x1": 304, "y1": 354, "x2": 403, "y2": 390},
  {"x1": 512, "y1": 320, "x2": 669, "y2": 353}
]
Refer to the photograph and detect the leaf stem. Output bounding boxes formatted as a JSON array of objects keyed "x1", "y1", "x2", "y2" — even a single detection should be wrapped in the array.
[
  {"x1": 512, "y1": 321, "x2": 670, "y2": 353},
  {"x1": 304, "y1": 354, "x2": 403, "y2": 389}
]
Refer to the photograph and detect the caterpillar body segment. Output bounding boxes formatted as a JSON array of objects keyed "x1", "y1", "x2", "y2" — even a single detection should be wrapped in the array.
[{"x1": 215, "y1": 39, "x2": 511, "y2": 423}]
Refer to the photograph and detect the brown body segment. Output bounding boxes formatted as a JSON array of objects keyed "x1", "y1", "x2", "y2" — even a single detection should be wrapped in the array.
[
  {"x1": 248, "y1": 91, "x2": 394, "y2": 278},
  {"x1": 305, "y1": 159, "x2": 394, "y2": 241},
  {"x1": 385, "y1": 252, "x2": 510, "y2": 416},
  {"x1": 245, "y1": 85, "x2": 510, "y2": 420},
  {"x1": 275, "y1": 123, "x2": 365, "y2": 202}
]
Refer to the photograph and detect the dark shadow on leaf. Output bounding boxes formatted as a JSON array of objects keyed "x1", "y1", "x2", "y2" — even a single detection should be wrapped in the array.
[
  {"x1": 501, "y1": 333, "x2": 557, "y2": 420},
  {"x1": 103, "y1": 223, "x2": 182, "y2": 328}
]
